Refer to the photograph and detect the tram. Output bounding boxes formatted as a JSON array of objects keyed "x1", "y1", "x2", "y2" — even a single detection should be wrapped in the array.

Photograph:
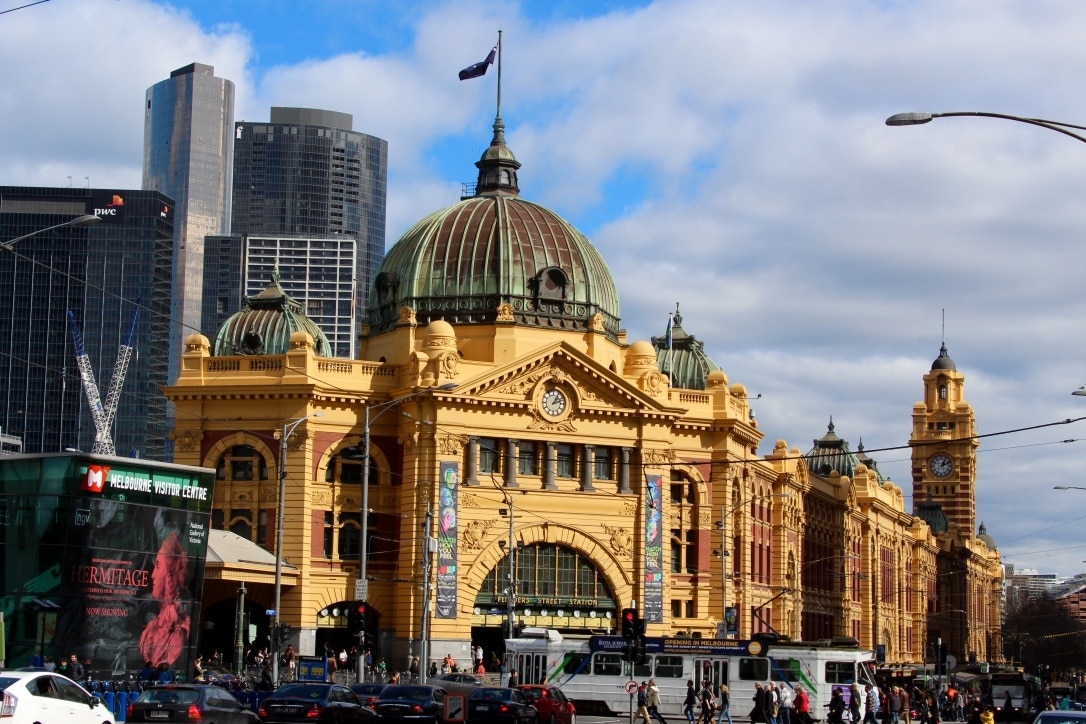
[
  {"x1": 505, "y1": 628, "x2": 878, "y2": 717},
  {"x1": 989, "y1": 671, "x2": 1041, "y2": 721}
]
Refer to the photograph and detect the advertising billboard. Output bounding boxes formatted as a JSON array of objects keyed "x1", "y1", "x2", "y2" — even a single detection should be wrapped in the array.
[{"x1": 0, "y1": 454, "x2": 215, "y2": 672}]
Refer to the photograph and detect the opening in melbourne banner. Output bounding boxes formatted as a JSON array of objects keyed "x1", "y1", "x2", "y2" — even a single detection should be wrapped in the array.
[{"x1": 436, "y1": 461, "x2": 459, "y2": 618}]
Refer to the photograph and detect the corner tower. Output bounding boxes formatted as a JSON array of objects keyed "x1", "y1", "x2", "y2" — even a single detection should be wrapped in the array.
[{"x1": 909, "y1": 343, "x2": 979, "y2": 534}]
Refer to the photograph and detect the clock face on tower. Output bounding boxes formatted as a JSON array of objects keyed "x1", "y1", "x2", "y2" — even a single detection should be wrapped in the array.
[
  {"x1": 929, "y1": 453, "x2": 954, "y2": 479},
  {"x1": 541, "y1": 388, "x2": 568, "y2": 417}
]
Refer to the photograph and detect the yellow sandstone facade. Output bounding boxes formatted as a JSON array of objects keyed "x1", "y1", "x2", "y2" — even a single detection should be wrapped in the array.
[{"x1": 164, "y1": 117, "x2": 1000, "y2": 674}]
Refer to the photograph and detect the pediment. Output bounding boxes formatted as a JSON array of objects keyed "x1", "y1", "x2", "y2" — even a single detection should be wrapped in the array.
[{"x1": 455, "y1": 342, "x2": 671, "y2": 428}]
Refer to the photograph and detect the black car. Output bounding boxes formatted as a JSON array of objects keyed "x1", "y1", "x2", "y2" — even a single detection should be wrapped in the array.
[
  {"x1": 373, "y1": 684, "x2": 450, "y2": 724},
  {"x1": 352, "y1": 682, "x2": 388, "y2": 707},
  {"x1": 126, "y1": 684, "x2": 260, "y2": 723},
  {"x1": 467, "y1": 687, "x2": 538, "y2": 724},
  {"x1": 259, "y1": 682, "x2": 375, "y2": 723}
]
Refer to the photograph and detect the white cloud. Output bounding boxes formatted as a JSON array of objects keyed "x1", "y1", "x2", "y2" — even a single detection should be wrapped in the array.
[{"x1": 4, "y1": 0, "x2": 1086, "y2": 576}]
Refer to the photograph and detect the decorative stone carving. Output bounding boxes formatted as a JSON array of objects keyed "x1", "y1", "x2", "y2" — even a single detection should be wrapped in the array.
[
  {"x1": 496, "y1": 303, "x2": 515, "y2": 322},
  {"x1": 172, "y1": 428, "x2": 202, "y2": 452},
  {"x1": 622, "y1": 500, "x2": 638, "y2": 517},
  {"x1": 603, "y1": 524, "x2": 633, "y2": 557},
  {"x1": 588, "y1": 313, "x2": 605, "y2": 331},
  {"x1": 461, "y1": 493, "x2": 479, "y2": 508},
  {"x1": 462, "y1": 519, "x2": 495, "y2": 551},
  {"x1": 527, "y1": 414, "x2": 577, "y2": 432},
  {"x1": 313, "y1": 489, "x2": 332, "y2": 506},
  {"x1": 400, "y1": 432, "x2": 418, "y2": 454},
  {"x1": 438, "y1": 434, "x2": 469, "y2": 456},
  {"x1": 399, "y1": 306, "x2": 417, "y2": 325},
  {"x1": 641, "y1": 448, "x2": 675, "y2": 466},
  {"x1": 641, "y1": 370, "x2": 666, "y2": 396}
]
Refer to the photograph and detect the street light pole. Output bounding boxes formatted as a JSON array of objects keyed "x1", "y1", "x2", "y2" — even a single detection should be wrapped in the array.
[
  {"x1": 420, "y1": 501, "x2": 435, "y2": 684},
  {"x1": 886, "y1": 111, "x2": 1086, "y2": 145},
  {"x1": 0, "y1": 213, "x2": 101, "y2": 251},
  {"x1": 273, "y1": 412, "x2": 322, "y2": 684}
]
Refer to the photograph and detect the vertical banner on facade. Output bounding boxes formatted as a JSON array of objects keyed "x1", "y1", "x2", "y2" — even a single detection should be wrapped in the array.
[
  {"x1": 644, "y1": 474, "x2": 663, "y2": 623},
  {"x1": 436, "y1": 461, "x2": 459, "y2": 618},
  {"x1": 725, "y1": 606, "x2": 739, "y2": 637}
]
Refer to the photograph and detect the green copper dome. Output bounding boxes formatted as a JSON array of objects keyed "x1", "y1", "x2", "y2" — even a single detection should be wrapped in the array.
[
  {"x1": 651, "y1": 304, "x2": 721, "y2": 390},
  {"x1": 366, "y1": 117, "x2": 621, "y2": 339},
  {"x1": 214, "y1": 270, "x2": 331, "y2": 357}
]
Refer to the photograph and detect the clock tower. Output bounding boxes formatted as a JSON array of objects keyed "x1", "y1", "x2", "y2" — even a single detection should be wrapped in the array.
[{"x1": 910, "y1": 343, "x2": 979, "y2": 534}]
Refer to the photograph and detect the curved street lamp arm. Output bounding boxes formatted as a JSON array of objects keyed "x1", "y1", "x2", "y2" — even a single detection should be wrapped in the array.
[
  {"x1": 1, "y1": 214, "x2": 101, "y2": 251},
  {"x1": 886, "y1": 111, "x2": 1086, "y2": 145}
]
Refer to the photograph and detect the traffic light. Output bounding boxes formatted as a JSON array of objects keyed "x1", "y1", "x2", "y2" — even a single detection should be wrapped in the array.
[
  {"x1": 279, "y1": 623, "x2": 293, "y2": 643},
  {"x1": 621, "y1": 608, "x2": 638, "y2": 639},
  {"x1": 634, "y1": 635, "x2": 647, "y2": 665},
  {"x1": 349, "y1": 602, "x2": 367, "y2": 630}
]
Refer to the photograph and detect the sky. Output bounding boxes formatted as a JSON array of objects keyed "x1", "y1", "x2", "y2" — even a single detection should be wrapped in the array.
[{"x1": 4, "y1": 0, "x2": 1086, "y2": 579}]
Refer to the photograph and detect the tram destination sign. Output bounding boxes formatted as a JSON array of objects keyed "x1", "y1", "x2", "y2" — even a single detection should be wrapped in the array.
[{"x1": 589, "y1": 635, "x2": 758, "y2": 657}]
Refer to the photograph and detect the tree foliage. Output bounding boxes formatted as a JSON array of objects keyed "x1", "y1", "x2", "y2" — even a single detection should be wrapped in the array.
[{"x1": 1003, "y1": 594, "x2": 1086, "y2": 679}]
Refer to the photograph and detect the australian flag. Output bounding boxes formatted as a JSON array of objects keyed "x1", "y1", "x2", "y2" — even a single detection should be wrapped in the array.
[{"x1": 459, "y1": 45, "x2": 497, "y2": 80}]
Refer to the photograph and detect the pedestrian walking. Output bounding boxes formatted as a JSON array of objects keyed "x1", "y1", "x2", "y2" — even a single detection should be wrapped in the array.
[
  {"x1": 684, "y1": 680, "x2": 698, "y2": 724},
  {"x1": 716, "y1": 683, "x2": 734, "y2": 724},
  {"x1": 700, "y1": 679, "x2": 717, "y2": 724},
  {"x1": 648, "y1": 679, "x2": 669, "y2": 724}
]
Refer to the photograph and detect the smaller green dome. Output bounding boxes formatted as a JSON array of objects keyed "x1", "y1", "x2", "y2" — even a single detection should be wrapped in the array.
[
  {"x1": 651, "y1": 304, "x2": 721, "y2": 390},
  {"x1": 214, "y1": 270, "x2": 331, "y2": 357}
]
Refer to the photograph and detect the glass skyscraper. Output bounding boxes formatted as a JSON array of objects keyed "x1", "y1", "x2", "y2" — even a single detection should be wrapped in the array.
[
  {"x1": 143, "y1": 62, "x2": 235, "y2": 384},
  {"x1": 213, "y1": 107, "x2": 387, "y2": 356},
  {"x1": 0, "y1": 187, "x2": 174, "y2": 458}
]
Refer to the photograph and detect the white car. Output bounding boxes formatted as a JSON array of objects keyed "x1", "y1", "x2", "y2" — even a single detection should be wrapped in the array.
[{"x1": 0, "y1": 669, "x2": 116, "y2": 724}]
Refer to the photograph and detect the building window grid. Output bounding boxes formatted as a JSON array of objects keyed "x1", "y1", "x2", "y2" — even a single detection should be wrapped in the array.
[{"x1": 482, "y1": 543, "x2": 611, "y2": 602}]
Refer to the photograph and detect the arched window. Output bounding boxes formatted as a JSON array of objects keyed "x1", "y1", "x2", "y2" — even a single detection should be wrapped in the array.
[
  {"x1": 476, "y1": 543, "x2": 615, "y2": 608},
  {"x1": 215, "y1": 445, "x2": 269, "y2": 482}
]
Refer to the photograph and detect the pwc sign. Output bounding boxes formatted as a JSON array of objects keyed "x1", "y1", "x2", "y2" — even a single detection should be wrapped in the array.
[
  {"x1": 86, "y1": 191, "x2": 126, "y2": 222},
  {"x1": 82, "y1": 464, "x2": 110, "y2": 494}
]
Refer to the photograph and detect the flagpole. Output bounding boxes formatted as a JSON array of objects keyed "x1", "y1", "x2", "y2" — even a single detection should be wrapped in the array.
[
  {"x1": 496, "y1": 29, "x2": 502, "y2": 119},
  {"x1": 667, "y1": 312, "x2": 674, "y2": 388}
]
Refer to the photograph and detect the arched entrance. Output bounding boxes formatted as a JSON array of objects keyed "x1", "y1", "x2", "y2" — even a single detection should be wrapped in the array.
[
  {"x1": 316, "y1": 600, "x2": 381, "y2": 671},
  {"x1": 471, "y1": 542, "x2": 618, "y2": 663}
]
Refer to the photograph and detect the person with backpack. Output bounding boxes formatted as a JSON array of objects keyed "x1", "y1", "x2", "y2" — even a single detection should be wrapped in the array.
[
  {"x1": 637, "y1": 682, "x2": 652, "y2": 724},
  {"x1": 700, "y1": 679, "x2": 717, "y2": 724}
]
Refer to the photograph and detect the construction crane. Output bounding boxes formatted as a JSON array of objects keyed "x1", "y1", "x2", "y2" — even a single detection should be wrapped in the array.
[{"x1": 66, "y1": 300, "x2": 140, "y2": 456}]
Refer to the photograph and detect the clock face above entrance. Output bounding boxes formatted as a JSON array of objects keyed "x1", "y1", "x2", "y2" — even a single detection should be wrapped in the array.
[
  {"x1": 541, "y1": 388, "x2": 567, "y2": 417},
  {"x1": 929, "y1": 453, "x2": 954, "y2": 478}
]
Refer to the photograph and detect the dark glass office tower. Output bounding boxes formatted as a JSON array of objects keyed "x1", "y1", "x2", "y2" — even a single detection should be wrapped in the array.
[
  {"x1": 0, "y1": 187, "x2": 174, "y2": 458},
  {"x1": 226, "y1": 107, "x2": 387, "y2": 353},
  {"x1": 143, "y1": 63, "x2": 234, "y2": 382}
]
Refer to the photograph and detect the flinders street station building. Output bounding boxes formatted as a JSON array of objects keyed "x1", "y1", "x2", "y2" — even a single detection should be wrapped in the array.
[{"x1": 166, "y1": 115, "x2": 1003, "y2": 673}]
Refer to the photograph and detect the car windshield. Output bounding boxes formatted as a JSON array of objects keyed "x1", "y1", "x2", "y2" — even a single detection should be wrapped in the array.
[
  {"x1": 383, "y1": 687, "x2": 432, "y2": 701},
  {"x1": 0, "y1": 678, "x2": 17, "y2": 691},
  {"x1": 274, "y1": 684, "x2": 329, "y2": 700},
  {"x1": 354, "y1": 684, "x2": 385, "y2": 694},
  {"x1": 1036, "y1": 717, "x2": 1086, "y2": 724},
  {"x1": 519, "y1": 689, "x2": 542, "y2": 701},
  {"x1": 138, "y1": 689, "x2": 201, "y2": 705}
]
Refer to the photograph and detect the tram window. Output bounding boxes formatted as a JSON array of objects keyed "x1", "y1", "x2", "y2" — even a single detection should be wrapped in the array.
[
  {"x1": 772, "y1": 659, "x2": 798, "y2": 683},
  {"x1": 634, "y1": 660, "x2": 653, "y2": 678},
  {"x1": 593, "y1": 653, "x2": 624, "y2": 677},
  {"x1": 561, "y1": 654, "x2": 590, "y2": 675},
  {"x1": 738, "y1": 658, "x2": 769, "y2": 681},
  {"x1": 655, "y1": 656, "x2": 684, "y2": 678},
  {"x1": 825, "y1": 662, "x2": 855, "y2": 684}
]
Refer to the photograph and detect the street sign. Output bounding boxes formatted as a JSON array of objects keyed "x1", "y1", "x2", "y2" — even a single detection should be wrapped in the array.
[
  {"x1": 355, "y1": 580, "x2": 368, "y2": 600},
  {"x1": 445, "y1": 695, "x2": 466, "y2": 722},
  {"x1": 624, "y1": 680, "x2": 639, "y2": 695}
]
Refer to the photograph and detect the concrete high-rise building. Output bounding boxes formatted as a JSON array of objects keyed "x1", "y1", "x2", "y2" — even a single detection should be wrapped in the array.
[
  {"x1": 0, "y1": 187, "x2": 174, "y2": 458},
  {"x1": 202, "y1": 107, "x2": 386, "y2": 356},
  {"x1": 143, "y1": 62, "x2": 235, "y2": 385}
]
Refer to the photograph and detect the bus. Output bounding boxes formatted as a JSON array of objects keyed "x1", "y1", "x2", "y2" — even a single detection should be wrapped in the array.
[
  {"x1": 505, "y1": 628, "x2": 878, "y2": 717},
  {"x1": 989, "y1": 671, "x2": 1041, "y2": 721}
]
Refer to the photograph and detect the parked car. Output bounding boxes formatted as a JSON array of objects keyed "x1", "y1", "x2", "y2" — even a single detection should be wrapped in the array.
[
  {"x1": 467, "y1": 687, "x2": 538, "y2": 724},
  {"x1": 0, "y1": 669, "x2": 116, "y2": 724},
  {"x1": 373, "y1": 684, "x2": 450, "y2": 724},
  {"x1": 125, "y1": 684, "x2": 260, "y2": 723},
  {"x1": 259, "y1": 682, "x2": 375, "y2": 722},
  {"x1": 434, "y1": 673, "x2": 492, "y2": 696},
  {"x1": 352, "y1": 682, "x2": 388, "y2": 707},
  {"x1": 1031, "y1": 713, "x2": 1086, "y2": 724},
  {"x1": 515, "y1": 685, "x2": 575, "y2": 724}
]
